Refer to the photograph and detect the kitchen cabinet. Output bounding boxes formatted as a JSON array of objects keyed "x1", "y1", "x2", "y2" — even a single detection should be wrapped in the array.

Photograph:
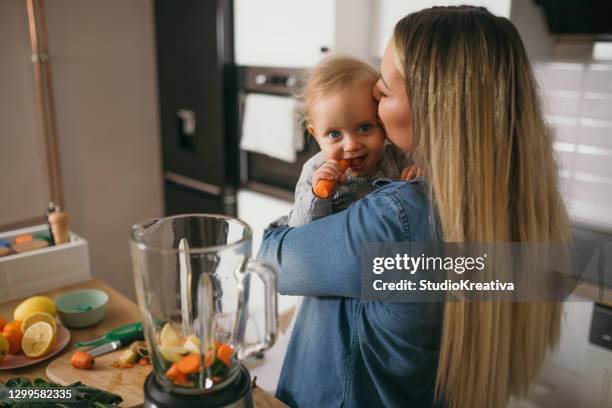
[{"x1": 234, "y1": 0, "x2": 372, "y2": 67}]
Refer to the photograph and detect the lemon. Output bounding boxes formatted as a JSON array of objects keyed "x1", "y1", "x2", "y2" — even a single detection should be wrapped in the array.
[
  {"x1": 21, "y1": 312, "x2": 56, "y2": 334},
  {"x1": 182, "y1": 335, "x2": 201, "y2": 354},
  {"x1": 158, "y1": 345, "x2": 188, "y2": 363},
  {"x1": 14, "y1": 296, "x2": 56, "y2": 321},
  {"x1": 160, "y1": 323, "x2": 180, "y2": 347},
  {"x1": 0, "y1": 334, "x2": 9, "y2": 362},
  {"x1": 21, "y1": 321, "x2": 56, "y2": 358}
]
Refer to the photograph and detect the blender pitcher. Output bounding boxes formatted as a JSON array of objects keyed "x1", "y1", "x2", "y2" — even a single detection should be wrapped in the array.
[{"x1": 130, "y1": 214, "x2": 277, "y2": 408}]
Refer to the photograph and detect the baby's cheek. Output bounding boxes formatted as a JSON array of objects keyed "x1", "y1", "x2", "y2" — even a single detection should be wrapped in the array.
[{"x1": 372, "y1": 131, "x2": 387, "y2": 157}]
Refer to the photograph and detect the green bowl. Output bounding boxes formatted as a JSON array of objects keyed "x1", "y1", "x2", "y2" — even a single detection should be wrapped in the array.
[{"x1": 55, "y1": 289, "x2": 108, "y2": 328}]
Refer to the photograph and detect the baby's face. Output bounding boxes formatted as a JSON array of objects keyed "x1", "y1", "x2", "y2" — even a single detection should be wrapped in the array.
[{"x1": 308, "y1": 81, "x2": 386, "y2": 178}]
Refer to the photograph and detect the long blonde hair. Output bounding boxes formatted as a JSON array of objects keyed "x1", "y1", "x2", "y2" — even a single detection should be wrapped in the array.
[{"x1": 392, "y1": 7, "x2": 569, "y2": 407}]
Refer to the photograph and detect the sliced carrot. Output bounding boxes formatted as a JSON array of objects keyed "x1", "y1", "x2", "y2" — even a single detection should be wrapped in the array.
[
  {"x1": 139, "y1": 358, "x2": 149, "y2": 366},
  {"x1": 165, "y1": 363, "x2": 182, "y2": 379},
  {"x1": 177, "y1": 353, "x2": 200, "y2": 374},
  {"x1": 205, "y1": 349, "x2": 215, "y2": 369},
  {"x1": 70, "y1": 351, "x2": 95, "y2": 369},
  {"x1": 217, "y1": 343, "x2": 234, "y2": 366},
  {"x1": 123, "y1": 363, "x2": 134, "y2": 368},
  {"x1": 173, "y1": 374, "x2": 189, "y2": 386}
]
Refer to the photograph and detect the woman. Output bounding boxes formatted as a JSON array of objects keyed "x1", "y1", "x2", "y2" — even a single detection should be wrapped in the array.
[{"x1": 258, "y1": 6, "x2": 568, "y2": 408}]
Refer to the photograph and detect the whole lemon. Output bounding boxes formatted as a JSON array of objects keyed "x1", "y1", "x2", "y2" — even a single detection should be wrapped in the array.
[{"x1": 13, "y1": 296, "x2": 57, "y2": 321}]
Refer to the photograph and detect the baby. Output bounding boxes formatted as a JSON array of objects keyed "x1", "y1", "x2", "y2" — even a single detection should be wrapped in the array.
[{"x1": 288, "y1": 56, "x2": 416, "y2": 227}]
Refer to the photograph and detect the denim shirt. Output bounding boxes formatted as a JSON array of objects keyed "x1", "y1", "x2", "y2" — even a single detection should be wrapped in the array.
[{"x1": 257, "y1": 179, "x2": 444, "y2": 408}]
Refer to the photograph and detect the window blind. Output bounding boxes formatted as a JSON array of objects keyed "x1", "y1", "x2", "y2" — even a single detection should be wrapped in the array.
[{"x1": 534, "y1": 62, "x2": 612, "y2": 231}]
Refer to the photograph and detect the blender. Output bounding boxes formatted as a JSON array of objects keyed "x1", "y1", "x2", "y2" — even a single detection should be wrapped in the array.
[{"x1": 130, "y1": 214, "x2": 278, "y2": 407}]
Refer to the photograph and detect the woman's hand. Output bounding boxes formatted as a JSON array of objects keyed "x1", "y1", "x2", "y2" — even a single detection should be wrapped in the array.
[
  {"x1": 312, "y1": 159, "x2": 347, "y2": 197},
  {"x1": 400, "y1": 164, "x2": 424, "y2": 181}
]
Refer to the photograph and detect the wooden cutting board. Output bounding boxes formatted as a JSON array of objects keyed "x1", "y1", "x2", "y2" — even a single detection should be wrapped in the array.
[
  {"x1": 45, "y1": 350, "x2": 285, "y2": 408},
  {"x1": 46, "y1": 348, "x2": 151, "y2": 408}
]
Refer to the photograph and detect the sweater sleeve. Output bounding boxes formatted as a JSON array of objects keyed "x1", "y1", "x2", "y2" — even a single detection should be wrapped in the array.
[{"x1": 287, "y1": 152, "x2": 334, "y2": 227}]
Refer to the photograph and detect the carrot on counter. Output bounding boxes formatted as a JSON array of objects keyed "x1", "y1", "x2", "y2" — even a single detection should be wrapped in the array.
[
  {"x1": 217, "y1": 343, "x2": 235, "y2": 366},
  {"x1": 177, "y1": 353, "x2": 200, "y2": 374},
  {"x1": 70, "y1": 351, "x2": 95, "y2": 369},
  {"x1": 313, "y1": 159, "x2": 350, "y2": 199}
]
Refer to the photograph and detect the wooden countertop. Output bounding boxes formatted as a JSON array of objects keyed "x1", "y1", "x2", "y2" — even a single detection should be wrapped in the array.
[
  {"x1": 574, "y1": 281, "x2": 612, "y2": 308},
  {"x1": 0, "y1": 278, "x2": 286, "y2": 407}
]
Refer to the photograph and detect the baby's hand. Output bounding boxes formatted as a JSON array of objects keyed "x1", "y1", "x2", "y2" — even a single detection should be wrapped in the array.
[
  {"x1": 312, "y1": 159, "x2": 347, "y2": 197},
  {"x1": 400, "y1": 164, "x2": 424, "y2": 181}
]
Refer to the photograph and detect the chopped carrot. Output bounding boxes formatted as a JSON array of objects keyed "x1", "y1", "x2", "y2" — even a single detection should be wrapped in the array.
[
  {"x1": 174, "y1": 375, "x2": 189, "y2": 386},
  {"x1": 139, "y1": 358, "x2": 149, "y2": 366},
  {"x1": 165, "y1": 363, "x2": 180, "y2": 379},
  {"x1": 313, "y1": 159, "x2": 350, "y2": 198},
  {"x1": 177, "y1": 353, "x2": 200, "y2": 374},
  {"x1": 217, "y1": 343, "x2": 234, "y2": 366},
  {"x1": 70, "y1": 351, "x2": 95, "y2": 369},
  {"x1": 123, "y1": 363, "x2": 134, "y2": 368},
  {"x1": 165, "y1": 363, "x2": 187, "y2": 384},
  {"x1": 205, "y1": 349, "x2": 215, "y2": 368}
]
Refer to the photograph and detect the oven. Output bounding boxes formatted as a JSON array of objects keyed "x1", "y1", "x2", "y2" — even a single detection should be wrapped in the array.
[{"x1": 237, "y1": 66, "x2": 319, "y2": 202}]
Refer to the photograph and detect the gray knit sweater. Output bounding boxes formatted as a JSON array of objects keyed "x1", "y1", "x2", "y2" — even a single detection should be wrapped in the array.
[{"x1": 288, "y1": 143, "x2": 412, "y2": 227}]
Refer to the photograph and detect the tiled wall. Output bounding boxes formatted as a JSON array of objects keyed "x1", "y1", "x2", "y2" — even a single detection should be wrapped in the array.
[{"x1": 534, "y1": 62, "x2": 612, "y2": 231}]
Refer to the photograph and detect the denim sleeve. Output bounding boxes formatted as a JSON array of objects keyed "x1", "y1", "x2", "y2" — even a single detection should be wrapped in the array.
[{"x1": 257, "y1": 190, "x2": 408, "y2": 298}]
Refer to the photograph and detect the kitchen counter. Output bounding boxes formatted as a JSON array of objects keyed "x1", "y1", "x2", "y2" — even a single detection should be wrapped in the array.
[{"x1": 0, "y1": 278, "x2": 287, "y2": 407}]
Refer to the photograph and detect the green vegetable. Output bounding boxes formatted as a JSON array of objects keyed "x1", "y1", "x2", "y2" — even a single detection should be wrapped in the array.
[
  {"x1": 209, "y1": 359, "x2": 229, "y2": 378},
  {"x1": 0, "y1": 377, "x2": 123, "y2": 407}
]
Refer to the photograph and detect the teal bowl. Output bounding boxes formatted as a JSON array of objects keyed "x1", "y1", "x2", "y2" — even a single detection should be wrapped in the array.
[{"x1": 55, "y1": 289, "x2": 108, "y2": 328}]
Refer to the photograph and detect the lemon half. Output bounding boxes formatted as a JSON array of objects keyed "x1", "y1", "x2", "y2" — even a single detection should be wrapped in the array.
[
  {"x1": 21, "y1": 321, "x2": 56, "y2": 358},
  {"x1": 21, "y1": 312, "x2": 57, "y2": 334},
  {"x1": 160, "y1": 323, "x2": 180, "y2": 347}
]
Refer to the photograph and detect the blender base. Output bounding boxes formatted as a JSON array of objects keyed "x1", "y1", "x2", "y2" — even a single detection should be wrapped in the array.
[{"x1": 144, "y1": 364, "x2": 253, "y2": 408}]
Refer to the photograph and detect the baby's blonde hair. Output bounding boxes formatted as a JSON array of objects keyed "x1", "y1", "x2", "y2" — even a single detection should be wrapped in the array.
[{"x1": 300, "y1": 55, "x2": 378, "y2": 127}]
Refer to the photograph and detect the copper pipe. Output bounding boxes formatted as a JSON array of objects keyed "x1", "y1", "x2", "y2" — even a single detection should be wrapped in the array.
[{"x1": 26, "y1": 0, "x2": 64, "y2": 208}]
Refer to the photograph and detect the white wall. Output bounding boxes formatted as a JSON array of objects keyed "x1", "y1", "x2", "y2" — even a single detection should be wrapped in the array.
[
  {"x1": 45, "y1": 0, "x2": 163, "y2": 300},
  {"x1": 0, "y1": 1, "x2": 51, "y2": 227}
]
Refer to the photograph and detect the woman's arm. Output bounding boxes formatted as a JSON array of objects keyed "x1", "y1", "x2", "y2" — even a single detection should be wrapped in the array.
[{"x1": 258, "y1": 188, "x2": 409, "y2": 298}]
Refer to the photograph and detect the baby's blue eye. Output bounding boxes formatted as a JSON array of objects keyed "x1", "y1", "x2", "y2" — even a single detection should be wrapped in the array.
[
  {"x1": 327, "y1": 130, "x2": 341, "y2": 139},
  {"x1": 358, "y1": 124, "x2": 372, "y2": 134}
]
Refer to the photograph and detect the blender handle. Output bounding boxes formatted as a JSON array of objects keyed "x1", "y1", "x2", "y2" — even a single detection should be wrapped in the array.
[{"x1": 238, "y1": 259, "x2": 278, "y2": 359}]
